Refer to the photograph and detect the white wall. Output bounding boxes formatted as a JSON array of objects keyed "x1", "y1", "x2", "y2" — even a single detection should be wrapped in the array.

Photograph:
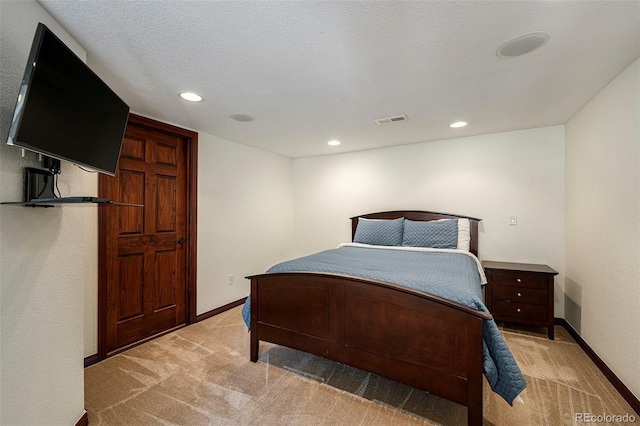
[
  {"x1": 197, "y1": 133, "x2": 294, "y2": 314},
  {"x1": 293, "y1": 126, "x2": 566, "y2": 316},
  {"x1": 565, "y1": 58, "x2": 640, "y2": 399},
  {"x1": 81, "y1": 174, "x2": 99, "y2": 359},
  {"x1": 0, "y1": 1, "x2": 89, "y2": 424}
]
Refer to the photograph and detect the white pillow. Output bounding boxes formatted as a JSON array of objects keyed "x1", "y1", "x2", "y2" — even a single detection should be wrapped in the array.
[{"x1": 457, "y1": 218, "x2": 471, "y2": 252}]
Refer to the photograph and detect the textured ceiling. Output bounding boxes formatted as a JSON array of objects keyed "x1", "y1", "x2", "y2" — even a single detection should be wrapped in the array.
[{"x1": 38, "y1": 1, "x2": 639, "y2": 159}]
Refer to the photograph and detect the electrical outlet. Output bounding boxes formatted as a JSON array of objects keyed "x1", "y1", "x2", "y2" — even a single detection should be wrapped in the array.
[
  {"x1": 509, "y1": 214, "x2": 518, "y2": 226},
  {"x1": 228, "y1": 274, "x2": 234, "y2": 285}
]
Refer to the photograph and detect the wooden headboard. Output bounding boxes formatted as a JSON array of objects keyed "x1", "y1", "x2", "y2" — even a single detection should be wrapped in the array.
[{"x1": 350, "y1": 210, "x2": 481, "y2": 257}]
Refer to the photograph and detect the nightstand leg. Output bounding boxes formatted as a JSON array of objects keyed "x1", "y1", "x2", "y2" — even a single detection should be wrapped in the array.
[{"x1": 548, "y1": 325, "x2": 554, "y2": 340}]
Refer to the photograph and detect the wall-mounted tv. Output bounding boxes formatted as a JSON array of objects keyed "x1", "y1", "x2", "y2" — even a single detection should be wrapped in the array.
[{"x1": 6, "y1": 23, "x2": 129, "y2": 176}]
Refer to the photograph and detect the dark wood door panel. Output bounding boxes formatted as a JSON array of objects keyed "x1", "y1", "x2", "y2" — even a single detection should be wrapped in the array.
[
  {"x1": 120, "y1": 135, "x2": 146, "y2": 161},
  {"x1": 114, "y1": 308, "x2": 177, "y2": 348},
  {"x1": 155, "y1": 142, "x2": 177, "y2": 166},
  {"x1": 118, "y1": 170, "x2": 144, "y2": 234},
  {"x1": 117, "y1": 254, "x2": 144, "y2": 322},
  {"x1": 99, "y1": 114, "x2": 196, "y2": 356},
  {"x1": 156, "y1": 175, "x2": 177, "y2": 232},
  {"x1": 117, "y1": 233, "x2": 177, "y2": 253},
  {"x1": 154, "y1": 249, "x2": 178, "y2": 311}
]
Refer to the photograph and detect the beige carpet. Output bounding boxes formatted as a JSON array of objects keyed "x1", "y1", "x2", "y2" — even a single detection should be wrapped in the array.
[{"x1": 85, "y1": 307, "x2": 638, "y2": 425}]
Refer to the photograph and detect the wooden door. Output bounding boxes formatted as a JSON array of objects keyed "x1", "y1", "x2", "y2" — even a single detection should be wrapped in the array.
[{"x1": 98, "y1": 114, "x2": 198, "y2": 356}]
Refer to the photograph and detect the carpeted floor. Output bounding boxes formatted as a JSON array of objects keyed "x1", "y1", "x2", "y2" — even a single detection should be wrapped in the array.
[{"x1": 85, "y1": 306, "x2": 638, "y2": 425}]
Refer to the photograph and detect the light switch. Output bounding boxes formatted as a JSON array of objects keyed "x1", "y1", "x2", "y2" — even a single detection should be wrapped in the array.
[{"x1": 509, "y1": 214, "x2": 517, "y2": 226}]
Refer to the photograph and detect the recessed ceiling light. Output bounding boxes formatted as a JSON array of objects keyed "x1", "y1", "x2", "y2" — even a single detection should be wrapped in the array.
[
  {"x1": 179, "y1": 92, "x2": 203, "y2": 102},
  {"x1": 229, "y1": 113, "x2": 254, "y2": 122},
  {"x1": 450, "y1": 121, "x2": 468, "y2": 128},
  {"x1": 328, "y1": 140, "x2": 341, "y2": 146},
  {"x1": 497, "y1": 32, "x2": 550, "y2": 58}
]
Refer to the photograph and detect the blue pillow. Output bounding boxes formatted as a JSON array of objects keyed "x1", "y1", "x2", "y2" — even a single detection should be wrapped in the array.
[
  {"x1": 353, "y1": 217, "x2": 404, "y2": 246},
  {"x1": 402, "y1": 219, "x2": 458, "y2": 249}
]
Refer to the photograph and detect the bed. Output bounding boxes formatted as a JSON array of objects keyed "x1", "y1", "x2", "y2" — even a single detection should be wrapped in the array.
[{"x1": 245, "y1": 210, "x2": 525, "y2": 425}]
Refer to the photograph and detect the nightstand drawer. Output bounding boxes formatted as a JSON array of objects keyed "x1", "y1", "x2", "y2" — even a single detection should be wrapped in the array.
[
  {"x1": 492, "y1": 285, "x2": 547, "y2": 305},
  {"x1": 492, "y1": 300, "x2": 547, "y2": 322},
  {"x1": 492, "y1": 271, "x2": 547, "y2": 289}
]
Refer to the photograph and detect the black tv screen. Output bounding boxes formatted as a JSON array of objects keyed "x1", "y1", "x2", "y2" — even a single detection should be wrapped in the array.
[{"x1": 7, "y1": 23, "x2": 129, "y2": 176}]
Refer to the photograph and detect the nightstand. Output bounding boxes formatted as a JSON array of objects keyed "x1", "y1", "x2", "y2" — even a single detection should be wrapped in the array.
[{"x1": 483, "y1": 261, "x2": 558, "y2": 339}]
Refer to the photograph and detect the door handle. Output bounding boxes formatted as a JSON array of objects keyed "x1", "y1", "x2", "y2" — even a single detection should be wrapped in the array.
[{"x1": 178, "y1": 238, "x2": 185, "y2": 244}]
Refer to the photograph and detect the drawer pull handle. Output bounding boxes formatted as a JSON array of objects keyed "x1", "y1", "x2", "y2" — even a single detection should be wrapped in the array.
[
  {"x1": 516, "y1": 308, "x2": 522, "y2": 313},
  {"x1": 517, "y1": 292, "x2": 522, "y2": 297},
  {"x1": 516, "y1": 278, "x2": 522, "y2": 283}
]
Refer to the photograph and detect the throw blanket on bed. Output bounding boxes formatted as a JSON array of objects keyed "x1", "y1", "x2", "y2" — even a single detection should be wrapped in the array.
[{"x1": 242, "y1": 244, "x2": 526, "y2": 405}]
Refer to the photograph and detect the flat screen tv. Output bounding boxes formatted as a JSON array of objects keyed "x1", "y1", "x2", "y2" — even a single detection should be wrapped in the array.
[{"x1": 6, "y1": 23, "x2": 129, "y2": 176}]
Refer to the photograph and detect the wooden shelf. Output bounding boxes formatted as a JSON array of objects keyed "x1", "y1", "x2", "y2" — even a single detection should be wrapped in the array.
[{"x1": 1, "y1": 197, "x2": 143, "y2": 208}]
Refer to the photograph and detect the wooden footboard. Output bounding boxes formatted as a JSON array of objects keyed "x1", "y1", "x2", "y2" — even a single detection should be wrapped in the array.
[{"x1": 248, "y1": 272, "x2": 491, "y2": 426}]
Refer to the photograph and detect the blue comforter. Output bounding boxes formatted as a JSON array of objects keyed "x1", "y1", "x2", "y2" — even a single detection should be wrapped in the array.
[{"x1": 243, "y1": 245, "x2": 526, "y2": 404}]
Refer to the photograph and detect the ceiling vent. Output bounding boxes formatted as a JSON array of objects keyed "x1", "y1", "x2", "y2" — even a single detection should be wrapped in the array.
[{"x1": 374, "y1": 115, "x2": 408, "y2": 125}]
